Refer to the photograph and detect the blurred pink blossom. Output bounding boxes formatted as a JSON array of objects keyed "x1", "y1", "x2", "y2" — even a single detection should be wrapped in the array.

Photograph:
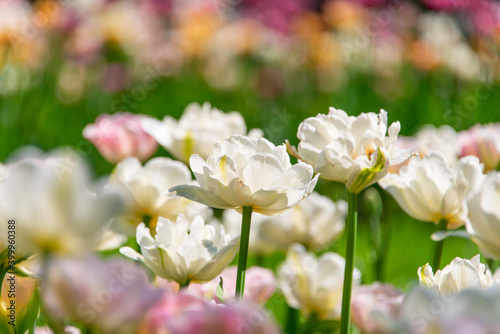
[
  {"x1": 458, "y1": 123, "x2": 500, "y2": 172},
  {"x1": 188, "y1": 266, "x2": 276, "y2": 305},
  {"x1": 83, "y1": 112, "x2": 158, "y2": 163},
  {"x1": 351, "y1": 283, "x2": 404, "y2": 334},
  {"x1": 140, "y1": 291, "x2": 281, "y2": 334},
  {"x1": 240, "y1": 0, "x2": 313, "y2": 34},
  {"x1": 42, "y1": 255, "x2": 162, "y2": 334}
]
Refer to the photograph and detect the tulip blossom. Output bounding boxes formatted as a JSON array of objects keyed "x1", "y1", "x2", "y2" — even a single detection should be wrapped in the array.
[
  {"x1": 418, "y1": 255, "x2": 496, "y2": 296},
  {"x1": 41, "y1": 255, "x2": 162, "y2": 334},
  {"x1": 188, "y1": 266, "x2": 276, "y2": 305},
  {"x1": 458, "y1": 123, "x2": 500, "y2": 172},
  {"x1": 351, "y1": 283, "x2": 404, "y2": 334},
  {"x1": 109, "y1": 157, "x2": 212, "y2": 235},
  {"x1": 400, "y1": 287, "x2": 500, "y2": 334},
  {"x1": 379, "y1": 153, "x2": 484, "y2": 229},
  {"x1": 290, "y1": 108, "x2": 401, "y2": 194},
  {"x1": 466, "y1": 172, "x2": 500, "y2": 259},
  {"x1": 277, "y1": 244, "x2": 361, "y2": 320},
  {"x1": 83, "y1": 112, "x2": 158, "y2": 163},
  {"x1": 0, "y1": 148, "x2": 124, "y2": 256},
  {"x1": 141, "y1": 102, "x2": 262, "y2": 164},
  {"x1": 139, "y1": 291, "x2": 281, "y2": 334},
  {"x1": 170, "y1": 135, "x2": 318, "y2": 215},
  {"x1": 224, "y1": 192, "x2": 347, "y2": 252},
  {"x1": 120, "y1": 215, "x2": 239, "y2": 285}
]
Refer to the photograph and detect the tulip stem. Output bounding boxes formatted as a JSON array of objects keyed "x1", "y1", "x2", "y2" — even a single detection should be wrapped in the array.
[
  {"x1": 180, "y1": 279, "x2": 191, "y2": 289},
  {"x1": 235, "y1": 206, "x2": 253, "y2": 300},
  {"x1": 432, "y1": 219, "x2": 448, "y2": 270},
  {"x1": 340, "y1": 191, "x2": 358, "y2": 334}
]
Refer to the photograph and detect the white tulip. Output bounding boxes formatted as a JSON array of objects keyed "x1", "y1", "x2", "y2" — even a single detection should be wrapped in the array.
[
  {"x1": 120, "y1": 215, "x2": 239, "y2": 285},
  {"x1": 466, "y1": 172, "x2": 500, "y2": 259},
  {"x1": 379, "y1": 153, "x2": 484, "y2": 228},
  {"x1": 418, "y1": 255, "x2": 495, "y2": 296},
  {"x1": 0, "y1": 148, "x2": 124, "y2": 256},
  {"x1": 109, "y1": 157, "x2": 212, "y2": 235},
  {"x1": 170, "y1": 135, "x2": 318, "y2": 215},
  {"x1": 290, "y1": 108, "x2": 401, "y2": 194},
  {"x1": 141, "y1": 102, "x2": 262, "y2": 164},
  {"x1": 277, "y1": 244, "x2": 361, "y2": 320},
  {"x1": 223, "y1": 192, "x2": 346, "y2": 253}
]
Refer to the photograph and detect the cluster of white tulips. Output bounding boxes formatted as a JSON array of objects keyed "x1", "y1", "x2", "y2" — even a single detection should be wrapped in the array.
[{"x1": 1, "y1": 102, "x2": 500, "y2": 333}]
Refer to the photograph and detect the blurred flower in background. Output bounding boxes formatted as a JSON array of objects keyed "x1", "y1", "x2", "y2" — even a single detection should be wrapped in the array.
[
  {"x1": 458, "y1": 123, "x2": 500, "y2": 172},
  {"x1": 42, "y1": 255, "x2": 162, "y2": 334},
  {"x1": 0, "y1": 147, "x2": 124, "y2": 256},
  {"x1": 351, "y1": 283, "x2": 404, "y2": 334},
  {"x1": 224, "y1": 192, "x2": 347, "y2": 252},
  {"x1": 141, "y1": 102, "x2": 262, "y2": 164},
  {"x1": 466, "y1": 172, "x2": 500, "y2": 259},
  {"x1": 188, "y1": 265, "x2": 276, "y2": 304},
  {"x1": 108, "y1": 156, "x2": 211, "y2": 235},
  {"x1": 83, "y1": 112, "x2": 158, "y2": 164},
  {"x1": 278, "y1": 244, "x2": 361, "y2": 320}
]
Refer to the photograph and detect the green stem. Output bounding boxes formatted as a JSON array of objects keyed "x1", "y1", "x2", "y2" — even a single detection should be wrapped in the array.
[
  {"x1": 340, "y1": 191, "x2": 358, "y2": 334},
  {"x1": 235, "y1": 206, "x2": 253, "y2": 300},
  {"x1": 486, "y1": 258, "x2": 495, "y2": 271},
  {"x1": 285, "y1": 306, "x2": 299, "y2": 334},
  {"x1": 179, "y1": 279, "x2": 191, "y2": 290},
  {"x1": 432, "y1": 219, "x2": 448, "y2": 270}
]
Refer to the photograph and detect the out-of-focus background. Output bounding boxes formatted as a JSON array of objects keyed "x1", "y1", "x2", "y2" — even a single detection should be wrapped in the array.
[{"x1": 1, "y1": 0, "x2": 499, "y2": 320}]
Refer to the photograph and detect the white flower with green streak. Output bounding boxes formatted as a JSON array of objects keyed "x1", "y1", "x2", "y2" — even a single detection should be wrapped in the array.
[
  {"x1": 141, "y1": 102, "x2": 261, "y2": 164},
  {"x1": 290, "y1": 107, "x2": 401, "y2": 194}
]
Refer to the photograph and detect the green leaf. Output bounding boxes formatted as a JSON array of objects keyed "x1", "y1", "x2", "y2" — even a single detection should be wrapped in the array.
[
  {"x1": 0, "y1": 312, "x2": 14, "y2": 334},
  {"x1": 15, "y1": 287, "x2": 40, "y2": 334},
  {"x1": 215, "y1": 276, "x2": 225, "y2": 304}
]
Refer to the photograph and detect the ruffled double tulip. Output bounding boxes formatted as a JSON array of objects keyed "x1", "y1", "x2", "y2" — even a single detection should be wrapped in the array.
[
  {"x1": 0, "y1": 148, "x2": 124, "y2": 256},
  {"x1": 379, "y1": 153, "x2": 484, "y2": 229},
  {"x1": 223, "y1": 192, "x2": 347, "y2": 252},
  {"x1": 141, "y1": 102, "x2": 262, "y2": 164},
  {"x1": 459, "y1": 123, "x2": 500, "y2": 172},
  {"x1": 277, "y1": 244, "x2": 361, "y2": 320},
  {"x1": 170, "y1": 135, "x2": 318, "y2": 215},
  {"x1": 120, "y1": 215, "x2": 239, "y2": 285},
  {"x1": 290, "y1": 108, "x2": 401, "y2": 194},
  {"x1": 109, "y1": 157, "x2": 212, "y2": 235},
  {"x1": 418, "y1": 255, "x2": 495, "y2": 296},
  {"x1": 83, "y1": 112, "x2": 158, "y2": 163},
  {"x1": 42, "y1": 255, "x2": 161, "y2": 334},
  {"x1": 466, "y1": 172, "x2": 500, "y2": 259}
]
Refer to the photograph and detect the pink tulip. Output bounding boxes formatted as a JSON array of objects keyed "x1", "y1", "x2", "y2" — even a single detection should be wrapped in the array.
[
  {"x1": 187, "y1": 266, "x2": 276, "y2": 305},
  {"x1": 83, "y1": 112, "x2": 158, "y2": 163},
  {"x1": 42, "y1": 255, "x2": 162, "y2": 334},
  {"x1": 458, "y1": 123, "x2": 500, "y2": 172},
  {"x1": 139, "y1": 291, "x2": 281, "y2": 334},
  {"x1": 351, "y1": 283, "x2": 404, "y2": 334}
]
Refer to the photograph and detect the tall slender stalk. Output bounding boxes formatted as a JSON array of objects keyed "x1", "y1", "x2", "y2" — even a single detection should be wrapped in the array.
[
  {"x1": 340, "y1": 191, "x2": 358, "y2": 334},
  {"x1": 432, "y1": 219, "x2": 448, "y2": 270},
  {"x1": 235, "y1": 206, "x2": 253, "y2": 300}
]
